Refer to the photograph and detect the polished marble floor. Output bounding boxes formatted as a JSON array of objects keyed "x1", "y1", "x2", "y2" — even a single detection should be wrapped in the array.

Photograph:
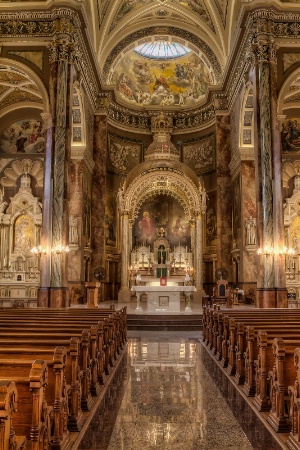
[{"x1": 78, "y1": 330, "x2": 284, "y2": 450}]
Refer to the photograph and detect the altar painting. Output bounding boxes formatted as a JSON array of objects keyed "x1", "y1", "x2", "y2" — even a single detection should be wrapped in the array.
[
  {"x1": 14, "y1": 214, "x2": 34, "y2": 252},
  {"x1": 281, "y1": 118, "x2": 300, "y2": 153},
  {"x1": 132, "y1": 194, "x2": 191, "y2": 248},
  {"x1": 0, "y1": 120, "x2": 45, "y2": 154}
]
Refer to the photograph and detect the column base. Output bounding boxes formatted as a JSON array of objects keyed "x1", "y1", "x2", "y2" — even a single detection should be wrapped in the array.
[
  {"x1": 118, "y1": 288, "x2": 131, "y2": 303},
  {"x1": 49, "y1": 287, "x2": 70, "y2": 308},
  {"x1": 255, "y1": 288, "x2": 287, "y2": 308},
  {"x1": 37, "y1": 287, "x2": 49, "y2": 307}
]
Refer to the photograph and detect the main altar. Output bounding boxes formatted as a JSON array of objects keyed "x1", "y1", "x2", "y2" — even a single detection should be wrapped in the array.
[{"x1": 117, "y1": 111, "x2": 207, "y2": 304}]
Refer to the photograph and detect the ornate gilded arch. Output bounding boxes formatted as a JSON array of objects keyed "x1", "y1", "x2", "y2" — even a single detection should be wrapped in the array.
[{"x1": 123, "y1": 168, "x2": 202, "y2": 221}]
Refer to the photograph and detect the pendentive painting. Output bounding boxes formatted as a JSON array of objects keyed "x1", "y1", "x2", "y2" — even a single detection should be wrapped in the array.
[
  {"x1": 108, "y1": 133, "x2": 142, "y2": 174},
  {"x1": 281, "y1": 118, "x2": 300, "y2": 153},
  {"x1": 0, "y1": 120, "x2": 45, "y2": 154},
  {"x1": 132, "y1": 194, "x2": 191, "y2": 249},
  {"x1": 182, "y1": 133, "x2": 215, "y2": 175}
]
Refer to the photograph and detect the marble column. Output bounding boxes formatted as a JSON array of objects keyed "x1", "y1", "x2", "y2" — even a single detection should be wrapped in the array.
[
  {"x1": 38, "y1": 39, "x2": 73, "y2": 307},
  {"x1": 254, "y1": 38, "x2": 286, "y2": 307},
  {"x1": 240, "y1": 161, "x2": 257, "y2": 295},
  {"x1": 215, "y1": 113, "x2": 232, "y2": 280},
  {"x1": 118, "y1": 211, "x2": 131, "y2": 302},
  {"x1": 91, "y1": 114, "x2": 107, "y2": 298},
  {"x1": 193, "y1": 214, "x2": 205, "y2": 302},
  {"x1": 38, "y1": 112, "x2": 52, "y2": 304},
  {"x1": 68, "y1": 160, "x2": 85, "y2": 301}
]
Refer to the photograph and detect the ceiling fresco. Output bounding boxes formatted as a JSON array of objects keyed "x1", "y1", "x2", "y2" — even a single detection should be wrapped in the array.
[
  {"x1": 170, "y1": 0, "x2": 215, "y2": 32},
  {"x1": 110, "y1": 44, "x2": 213, "y2": 107},
  {"x1": 109, "y1": 0, "x2": 154, "y2": 32}
]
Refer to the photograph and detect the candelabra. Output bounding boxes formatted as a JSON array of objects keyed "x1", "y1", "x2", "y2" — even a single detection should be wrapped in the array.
[
  {"x1": 257, "y1": 246, "x2": 294, "y2": 256},
  {"x1": 31, "y1": 245, "x2": 47, "y2": 256},
  {"x1": 51, "y1": 245, "x2": 70, "y2": 255}
]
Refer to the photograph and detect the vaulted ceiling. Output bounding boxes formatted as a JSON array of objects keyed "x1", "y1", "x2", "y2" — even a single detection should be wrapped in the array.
[{"x1": 82, "y1": 0, "x2": 243, "y2": 112}]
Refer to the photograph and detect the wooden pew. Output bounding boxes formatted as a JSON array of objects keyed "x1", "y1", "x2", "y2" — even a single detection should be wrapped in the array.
[
  {"x1": 287, "y1": 347, "x2": 300, "y2": 450},
  {"x1": 0, "y1": 306, "x2": 127, "y2": 449},
  {"x1": 0, "y1": 379, "x2": 26, "y2": 450},
  {"x1": 0, "y1": 359, "x2": 49, "y2": 450}
]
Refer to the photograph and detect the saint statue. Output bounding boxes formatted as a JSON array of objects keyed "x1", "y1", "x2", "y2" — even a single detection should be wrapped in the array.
[
  {"x1": 69, "y1": 216, "x2": 79, "y2": 245},
  {"x1": 245, "y1": 216, "x2": 256, "y2": 245}
]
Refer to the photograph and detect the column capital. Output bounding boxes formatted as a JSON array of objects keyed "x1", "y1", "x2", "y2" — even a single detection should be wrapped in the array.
[
  {"x1": 48, "y1": 39, "x2": 74, "y2": 64},
  {"x1": 253, "y1": 40, "x2": 277, "y2": 64}
]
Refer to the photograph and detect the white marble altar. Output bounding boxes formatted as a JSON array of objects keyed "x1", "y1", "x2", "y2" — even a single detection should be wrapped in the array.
[{"x1": 131, "y1": 285, "x2": 196, "y2": 313}]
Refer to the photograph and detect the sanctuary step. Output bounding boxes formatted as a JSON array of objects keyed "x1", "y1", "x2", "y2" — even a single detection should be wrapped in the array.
[{"x1": 127, "y1": 313, "x2": 203, "y2": 331}]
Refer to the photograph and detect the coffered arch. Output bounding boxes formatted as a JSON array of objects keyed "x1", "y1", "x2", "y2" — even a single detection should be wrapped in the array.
[{"x1": 0, "y1": 58, "x2": 49, "y2": 120}]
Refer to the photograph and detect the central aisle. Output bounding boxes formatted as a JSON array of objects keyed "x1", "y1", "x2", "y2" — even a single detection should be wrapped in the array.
[{"x1": 78, "y1": 331, "x2": 258, "y2": 449}]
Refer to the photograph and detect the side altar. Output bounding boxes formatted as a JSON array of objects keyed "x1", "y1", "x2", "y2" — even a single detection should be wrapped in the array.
[{"x1": 131, "y1": 285, "x2": 196, "y2": 313}]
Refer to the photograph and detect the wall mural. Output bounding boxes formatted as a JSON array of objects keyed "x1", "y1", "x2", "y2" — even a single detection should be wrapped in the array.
[
  {"x1": 132, "y1": 194, "x2": 191, "y2": 248},
  {"x1": 0, "y1": 120, "x2": 45, "y2": 154},
  {"x1": 111, "y1": 51, "x2": 212, "y2": 107},
  {"x1": 181, "y1": 132, "x2": 215, "y2": 175},
  {"x1": 281, "y1": 118, "x2": 300, "y2": 153},
  {"x1": 108, "y1": 133, "x2": 142, "y2": 174},
  {"x1": 105, "y1": 190, "x2": 117, "y2": 248},
  {"x1": 206, "y1": 190, "x2": 217, "y2": 246}
]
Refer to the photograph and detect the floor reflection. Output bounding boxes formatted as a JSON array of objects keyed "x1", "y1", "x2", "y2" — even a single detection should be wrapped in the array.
[{"x1": 78, "y1": 334, "x2": 255, "y2": 450}]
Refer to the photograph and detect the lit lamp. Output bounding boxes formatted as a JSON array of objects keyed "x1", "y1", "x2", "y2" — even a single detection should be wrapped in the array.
[
  {"x1": 257, "y1": 246, "x2": 294, "y2": 256},
  {"x1": 31, "y1": 246, "x2": 47, "y2": 256},
  {"x1": 51, "y1": 245, "x2": 70, "y2": 255}
]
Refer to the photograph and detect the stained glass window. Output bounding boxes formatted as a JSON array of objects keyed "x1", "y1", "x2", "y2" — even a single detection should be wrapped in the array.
[{"x1": 134, "y1": 41, "x2": 190, "y2": 59}]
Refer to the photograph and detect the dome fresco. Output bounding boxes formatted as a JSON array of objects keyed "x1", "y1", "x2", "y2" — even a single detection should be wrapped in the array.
[{"x1": 110, "y1": 45, "x2": 213, "y2": 108}]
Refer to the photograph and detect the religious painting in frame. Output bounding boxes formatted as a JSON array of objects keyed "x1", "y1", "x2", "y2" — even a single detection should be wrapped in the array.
[
  {"x1": 108, "y1": 133, "x2": 143, "y2": 175},
  {"x1": 205, "y1": 190, "x2": 217, "y2": 246},
  {"x1": 132, "y1": 194, "x2": 191, "y2": 248},
  {"x1": 181, "y1": 132, "x2": 215, "y2": 176},
  {"x1": 0, "y1": 119, "x2": 45, "y2": 154},
  {"x1": 105, "y1": 189, "x2": 117, "y2": 249},
  {"x1": 281, "y1": 118, "x2": 300, "y2": 153}
]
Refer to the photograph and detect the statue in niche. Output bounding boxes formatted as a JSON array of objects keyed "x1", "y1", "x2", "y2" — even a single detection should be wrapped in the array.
[
  {"x1": 69, "y1": 216, "x2": 79, "y2": 245},
  {"x1": 245, "y1": 216, "x2": 256, "y2": 245},
  {"x1": 117, "y1": 187, "x2": 124, "y2": 210}
]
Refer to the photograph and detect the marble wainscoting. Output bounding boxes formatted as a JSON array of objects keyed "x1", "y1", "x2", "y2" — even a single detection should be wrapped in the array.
[{"x1": 77, "y1": 332, "x2": 257, "y2": 450}]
